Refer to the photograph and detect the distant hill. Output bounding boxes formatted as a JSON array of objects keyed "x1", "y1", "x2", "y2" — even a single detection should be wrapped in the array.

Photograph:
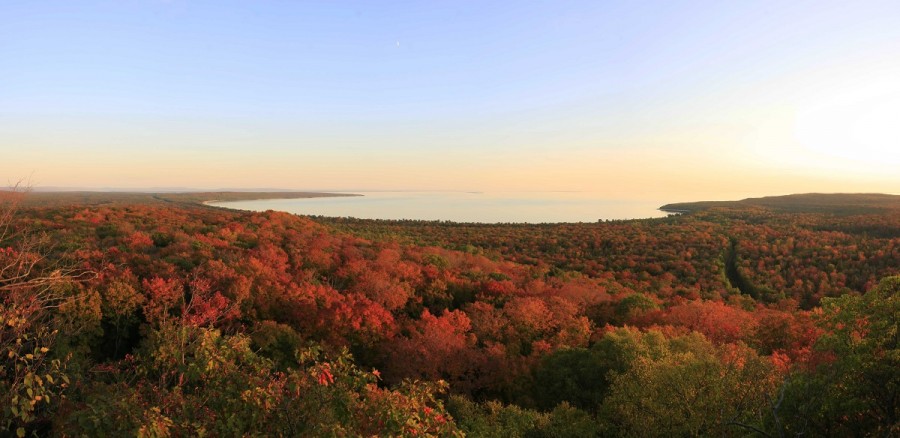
[
  {"x1": 18, "y1": 191, "x2": 358, "y2": 208},
  {"x1": 660, "y1": 193, "x2": 900, "y2": 215}
]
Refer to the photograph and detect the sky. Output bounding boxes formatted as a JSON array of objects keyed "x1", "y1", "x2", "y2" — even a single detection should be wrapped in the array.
[{"x1": 2, "y1": 0, "x2": 899, "y2": 201}]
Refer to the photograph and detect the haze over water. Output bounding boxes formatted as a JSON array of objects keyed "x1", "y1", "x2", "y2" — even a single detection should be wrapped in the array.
[{"x1": 210, "y1": 192, "x2": 670, "y2": 223}]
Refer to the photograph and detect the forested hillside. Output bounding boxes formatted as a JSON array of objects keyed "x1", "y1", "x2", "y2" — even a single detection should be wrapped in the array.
[
  {"x1": 2, "y1": 191, "x2": 897, "y2": 436},
  {"x1": 661, "y1": 193, "x2": 900, "y2": 214}
]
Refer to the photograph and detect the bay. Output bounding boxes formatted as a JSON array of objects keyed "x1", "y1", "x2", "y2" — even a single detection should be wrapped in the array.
[{"x1": 209, "y1": 191, "x2": 671, "y2": 223}]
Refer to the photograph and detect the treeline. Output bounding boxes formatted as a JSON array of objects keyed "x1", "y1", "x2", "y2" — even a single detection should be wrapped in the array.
[
  {"x1": 1, "y1": 197, "x2": 898, "y2": 436},
  {"x1": 316, "y1": 208, "x2": 899, "y2": 307}
]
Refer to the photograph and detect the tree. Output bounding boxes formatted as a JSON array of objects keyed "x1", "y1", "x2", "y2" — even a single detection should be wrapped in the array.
[
  {"x1": 614, "y1": 293, "x2": 658, "y2": 324},
  {"x1": 383, "y1": 309, "x2": 480, "y2": 393},
  {"x1": 62, "y1": 327, "x2": 462, "y2": 437},
  {"x1": 533, "y1": 327, "x2": 656, "y2": 411},
  {"x1": 781, "y1": 276, "x2": 899, "y2": 436},
  {"x1": 661, "y1": 300, "x2": 757, "y2": 344},
  {"x1": 598, "y1": 330, "x2": 779, "y2": 437},
  {"x1": 0, "y1": 186, "x2": 87, "y2": 434}
]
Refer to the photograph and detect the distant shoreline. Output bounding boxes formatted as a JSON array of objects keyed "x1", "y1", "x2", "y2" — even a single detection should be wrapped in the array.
[
  {"x1": 211, "y1": 193, "x2": 687, "y2": 221},
  {"x1": 660, "y1": 193, "x2": 899, "y2": 215},
  {"x1": 201, "y1": 192, "x2": 362, "y2": 207},
  {"x1": 22, "y1": 191, "x2": 896, "y2": 219},
  {"x1": 658, "y1": 207, "x2": 689, "y2": 214},
  {"x1": 203, "y1": 191, "x2": 671, "y2": 223},
  {"x1": 19, "y1": 191, "x2": 361, "y2": 208}
]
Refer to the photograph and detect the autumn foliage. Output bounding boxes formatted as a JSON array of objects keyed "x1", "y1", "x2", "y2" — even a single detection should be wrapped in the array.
[{"x1": 1, "y1": 194, "x2": 898, "y2": 436}]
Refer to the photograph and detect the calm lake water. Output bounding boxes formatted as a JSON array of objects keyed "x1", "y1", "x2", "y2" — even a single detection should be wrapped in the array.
[{"x1": 209, "y1": 192, "x2": 671, "y2": 223}]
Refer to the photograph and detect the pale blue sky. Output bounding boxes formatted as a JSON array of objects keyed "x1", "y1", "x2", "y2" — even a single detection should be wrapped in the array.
[{"x1": 2, "y1": 1, "x2": 899, "y2": 198}]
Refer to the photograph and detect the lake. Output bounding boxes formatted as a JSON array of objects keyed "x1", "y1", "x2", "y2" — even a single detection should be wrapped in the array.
[{"x1": 208, "y1": 192, "x2": 671, "y2": 223}]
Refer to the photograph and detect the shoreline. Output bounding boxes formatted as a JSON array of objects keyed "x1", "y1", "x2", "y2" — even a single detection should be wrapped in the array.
[
  {"x1": 19, "y1": 191, "x2": 361, "y2": 208},
  {"x1": 207, "y1": 192, "x2": 671, "y2": 224},
  {"x1": 201, "y1": 192, "x2": 362, "y2": 207}
]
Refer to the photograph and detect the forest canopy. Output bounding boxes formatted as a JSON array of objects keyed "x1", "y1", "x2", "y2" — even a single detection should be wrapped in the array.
[{"x1": 1, "y1": 191, "x2": 897, "y2": 436}]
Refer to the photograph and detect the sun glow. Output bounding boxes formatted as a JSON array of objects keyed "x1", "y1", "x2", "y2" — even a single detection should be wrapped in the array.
[{"x1": 793, "y1": 86, "x2": 900, "y2": 168}]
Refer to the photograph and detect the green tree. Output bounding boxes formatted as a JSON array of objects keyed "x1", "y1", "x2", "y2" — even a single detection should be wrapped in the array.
[
  {"x1": 599, "y1": 332, "x2": 778, "y2": 437},
  {"x1": 781, "y1": 275, "x2": 899, "y2": 436},
  {"x1": 446, "y1": 395, "x2": 596, "y2": 437},
  {"x1": 614, "y1": 293, "x2": 658, "y2": 323}
]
